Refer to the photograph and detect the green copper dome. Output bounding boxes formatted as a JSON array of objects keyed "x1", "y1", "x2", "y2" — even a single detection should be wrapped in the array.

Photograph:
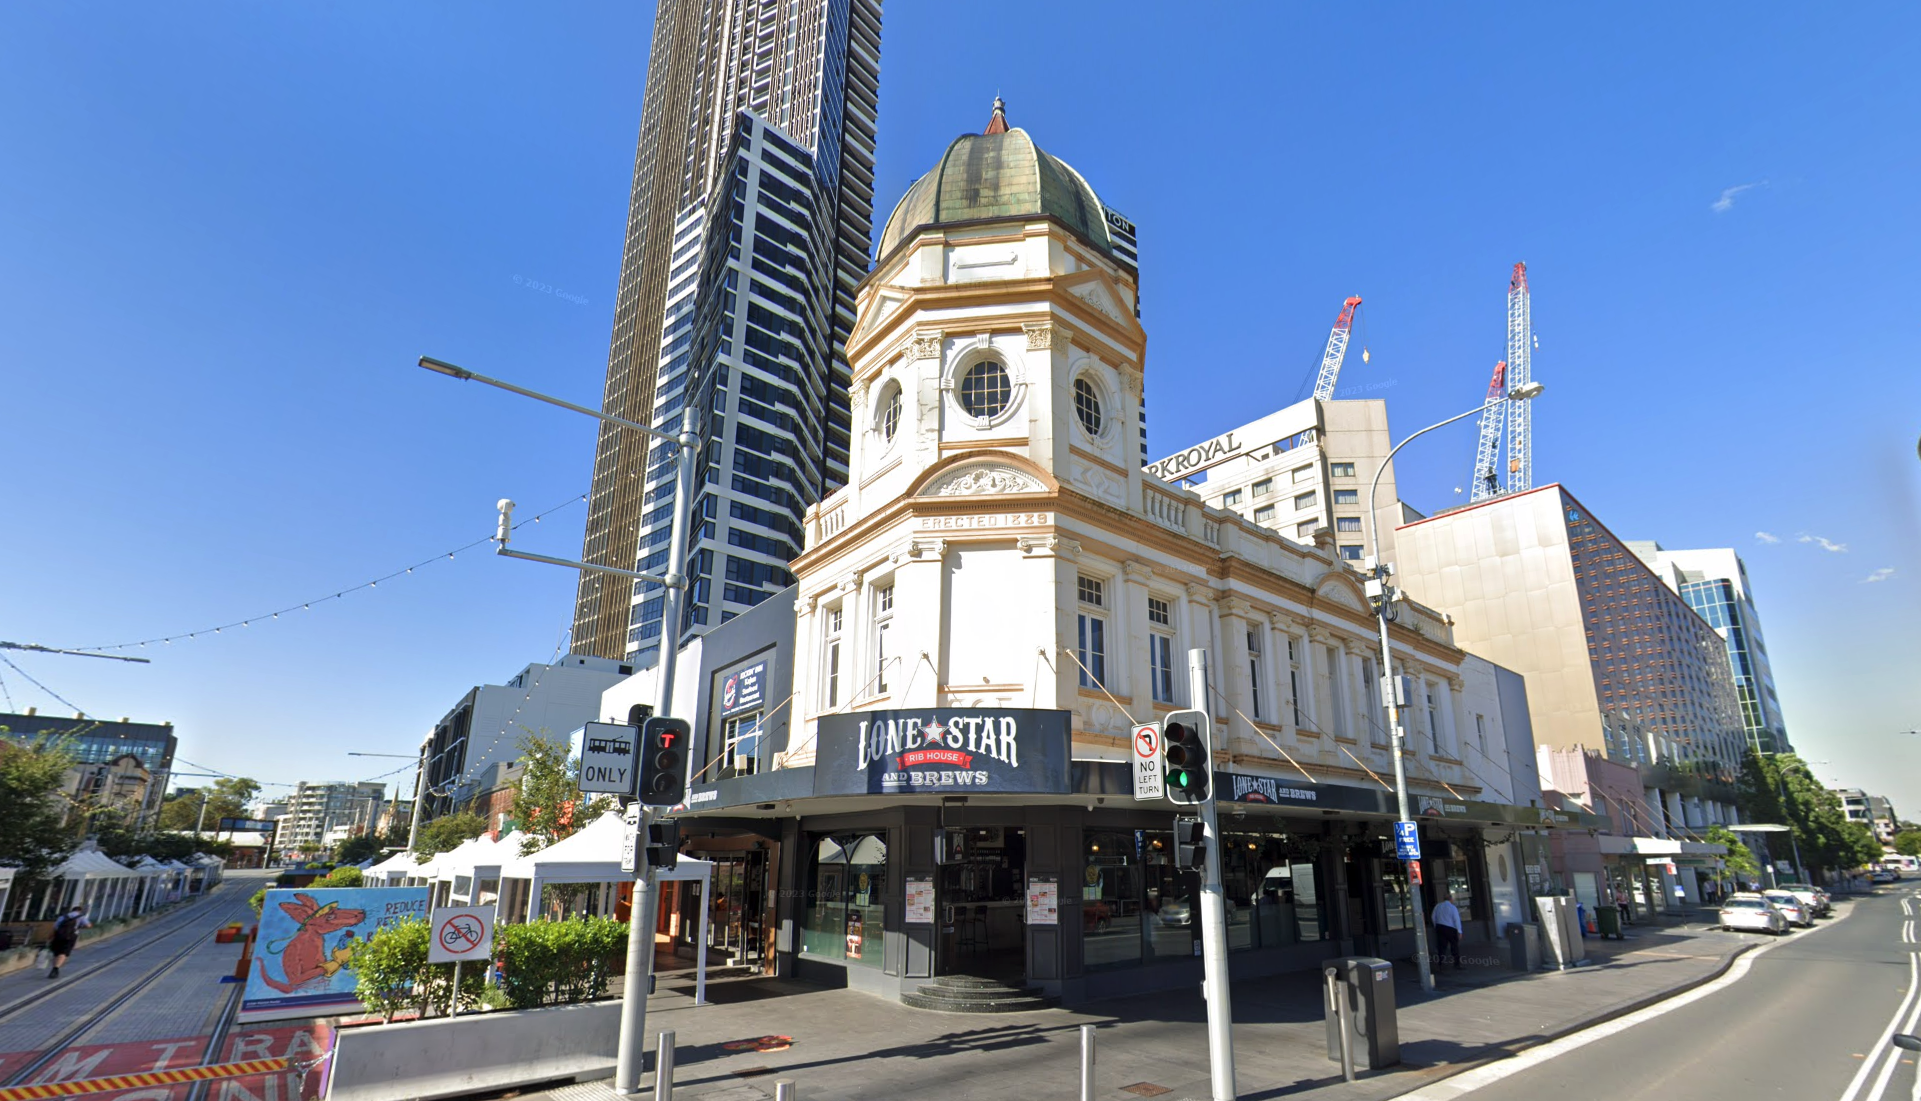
[{"x1": 877, "y1": 99, "x2": 1114, "y2": 261}]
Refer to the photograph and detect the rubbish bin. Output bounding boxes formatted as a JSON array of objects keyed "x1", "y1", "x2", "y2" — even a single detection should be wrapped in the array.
[
  {"x1": 1594, "y1": 903, "x2": 1622, "y2": 939},
  {"x1": 1506, "y1": 923, "x2": 1530, "y2": 971},
  {"x1": 1322, "y1": 956, "x2": 1400, "y2": 1070}
]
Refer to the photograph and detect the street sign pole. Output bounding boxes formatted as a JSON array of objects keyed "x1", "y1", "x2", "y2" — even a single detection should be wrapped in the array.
[
  {"x1": 1188, "y1": 649, "x2": 1236, "y2": 1101},
  {"x1": 614, "y1": 403, "x2": 698, "y2": 1097}
]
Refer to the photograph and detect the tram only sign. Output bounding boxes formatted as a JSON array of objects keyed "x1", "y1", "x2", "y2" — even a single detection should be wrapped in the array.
[
  {"x1": 427, "y1": 906, "x2": 494, "y2": 964},
  {"x1": 1132, "y1": 722, "x2": 1165, "y2": 801},
  {"x1": 578, "y1": 721, "x2": 640, "y2": 796}
]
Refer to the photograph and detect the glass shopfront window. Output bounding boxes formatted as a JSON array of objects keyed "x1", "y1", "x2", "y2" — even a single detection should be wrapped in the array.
[
  {"x1": 801, "y1": 833, "x2": 888, "y2": 970},
  {"x1": 1223, "y1": 832, "x2": 1330, "y2": 950},
  {"x1": 1382, "y1": 867, "x2": 1415, "y2": 931},
  {"x1": 1083, "y1": 830, "x2": 1142, "y2": 970}
]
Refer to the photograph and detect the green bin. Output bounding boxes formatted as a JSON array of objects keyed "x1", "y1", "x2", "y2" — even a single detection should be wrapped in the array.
[{"x1": 1594, "y1": 903, "x2": 1622, "y2": 939}]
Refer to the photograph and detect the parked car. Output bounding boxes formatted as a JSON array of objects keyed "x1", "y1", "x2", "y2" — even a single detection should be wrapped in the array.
[
  {"x1": 1778, "y1": 883, "x2": 1832, "y2": 916},
  {"x1": 1719, "y1": 893, "x2": 1789, "y2": 935},
  {"x1": 1871, "y1": 870, "x2": 1898, "y2": 885},
  {"x1": 1763, "y1": 889, "x2": 1814, "y2": 926}
]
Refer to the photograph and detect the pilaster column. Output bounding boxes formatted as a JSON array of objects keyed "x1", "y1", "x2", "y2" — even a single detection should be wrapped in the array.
[
  {"x1": 1218, "y1": 597, "x2": 1255, "y2": 751},
  {"x1": 1123, "y1": 561, "x2": 1156, "y2": 709}
]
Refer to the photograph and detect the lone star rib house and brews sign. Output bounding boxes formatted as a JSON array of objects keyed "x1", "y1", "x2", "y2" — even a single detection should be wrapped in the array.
[{"x1": 815, "y1": 708, "x2": 1071, "y2": 796}]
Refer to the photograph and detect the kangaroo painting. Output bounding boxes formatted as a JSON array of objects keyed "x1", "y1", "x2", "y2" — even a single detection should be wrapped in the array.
[{"x1": 258, "y1": 893, "x2": 367, "y2": 993}]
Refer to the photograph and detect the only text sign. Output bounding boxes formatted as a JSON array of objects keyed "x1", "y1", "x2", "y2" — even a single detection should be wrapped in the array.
[{"x1": 578, "y1": 721, "x2": 640, "y2": 796}]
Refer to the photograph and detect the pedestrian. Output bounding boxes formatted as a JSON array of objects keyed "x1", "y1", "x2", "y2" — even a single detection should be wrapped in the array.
[
  {"x1": 1615, "y1": 886, "x2": 1632, "y2": 926},
  {"x1": 1432, "y1": 892, "x2": 1463, "y2": 971},
  {"x1": 47, "y1": 904, "x2": 90, "y2": 979}
]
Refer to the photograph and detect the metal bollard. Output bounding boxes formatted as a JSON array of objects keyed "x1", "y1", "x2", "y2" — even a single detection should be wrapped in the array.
[
  {"x1": 654, "y1": 1030, "x2": 675, "y2": 1101},
  {"x1": 1326, "y1": 966, "x2": 1354, "y2": 1083},
  {"x1": 1080, "y1": 1023, "x2": 1096, "y2": 1101},
  {"x1": 774, "y1": 1082, "x2": 796, "y2": 1101}
]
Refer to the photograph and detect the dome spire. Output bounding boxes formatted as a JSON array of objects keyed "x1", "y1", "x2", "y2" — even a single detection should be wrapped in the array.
[{"x1": 984, "y1": 95, "x2": 1008, "y2": 135}]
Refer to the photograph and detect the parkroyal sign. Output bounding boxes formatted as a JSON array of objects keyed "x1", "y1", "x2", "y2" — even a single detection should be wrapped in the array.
[
  {"x1": 815, "y1": 708, "x2": 1070, "y2": 796},
  {"x1": 1144, "y1": 431, "x2": 1242, "y2": 481}
]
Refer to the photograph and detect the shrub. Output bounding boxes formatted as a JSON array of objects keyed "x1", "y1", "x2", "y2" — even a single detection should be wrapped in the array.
[{"x1": 352, "y1": 914, "x2": 628, "y2": 1020}]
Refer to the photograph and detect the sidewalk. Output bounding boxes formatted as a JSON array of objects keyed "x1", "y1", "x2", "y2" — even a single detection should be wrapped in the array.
[{"x1": 522, "y1": 910, "x2": 1767, "y2": 1101}]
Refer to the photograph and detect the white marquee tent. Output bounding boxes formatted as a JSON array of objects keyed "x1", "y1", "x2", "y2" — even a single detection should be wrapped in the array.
[{"x1": 499, "y1": 810, "x2": 714, "y2": 1005}]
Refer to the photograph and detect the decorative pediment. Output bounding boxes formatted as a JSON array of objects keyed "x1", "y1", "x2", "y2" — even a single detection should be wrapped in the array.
[
  {"x1": 923, "y1": 463, "x2": 1042, "y2": 497},
  {"x1": 854, "y1": 289, "x2": 910, "y2": 341},
  {"x1": 1069, "y1": 282, "x2": 1124, "y2": 323},
  {"x1": 1313, "y1": 574, "x2": 1367, "y2": 611}
]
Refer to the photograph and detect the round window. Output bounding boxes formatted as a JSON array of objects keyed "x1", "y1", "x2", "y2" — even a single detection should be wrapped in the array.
[
  {"x1": 1073, "y1": 377, "x2": 1103, "y2": 436},
  {"x1": 958, "y1": 361, "x2": 1011, "y2": 419},
  {"x1": 878, "y1": 384, "x2": 901, "y2": 444}
]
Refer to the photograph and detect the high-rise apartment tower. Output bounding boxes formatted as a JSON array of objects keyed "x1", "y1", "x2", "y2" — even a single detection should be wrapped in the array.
[{"x1": 574, "y1": 0, "x2": 883, "y2": 660}]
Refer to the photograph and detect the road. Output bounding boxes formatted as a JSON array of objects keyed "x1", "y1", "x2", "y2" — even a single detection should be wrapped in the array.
[{"x1": 1408, "y1": 888, "x2": 1921, "y2": 1101}]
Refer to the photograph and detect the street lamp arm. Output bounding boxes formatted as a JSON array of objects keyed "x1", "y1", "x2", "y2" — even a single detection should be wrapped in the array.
[
  {"x1": 1364, "y1": 402, "x2": 1502, "y2": 569},
  {"x1": 417, "y1": 356, "x2": 679, "y2": 446}
]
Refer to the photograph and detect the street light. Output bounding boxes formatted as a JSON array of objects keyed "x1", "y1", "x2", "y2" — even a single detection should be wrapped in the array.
[
  {"x1": 419, "y1": 353, "x2": 698, "y2": 1096},
  {"x1": 1362, "y1": 382, "x2": 1543, "y2": 994}
]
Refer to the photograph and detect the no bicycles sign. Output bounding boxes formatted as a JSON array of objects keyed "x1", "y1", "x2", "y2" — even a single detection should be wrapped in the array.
[{"x1": 428, "y1": 905, "x2": 495, "y2": 964}]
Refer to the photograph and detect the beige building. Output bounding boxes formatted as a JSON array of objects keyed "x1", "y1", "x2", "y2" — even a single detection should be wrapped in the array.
[
  {"x1": 1145, "y1": 397, "x2": 1415, "y2": 565},
  {"x1": 1393, "y1": 485, "x2": 1748, "y2": 830}
]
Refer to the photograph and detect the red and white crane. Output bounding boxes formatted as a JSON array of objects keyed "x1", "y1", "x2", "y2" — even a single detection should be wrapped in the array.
[
  {"x1": 1468, "y1": 360, "x2": 1508, "y2": 502},
  {"x1": 1310, "y1": 296, "x2": 1365, "y2": 401}
]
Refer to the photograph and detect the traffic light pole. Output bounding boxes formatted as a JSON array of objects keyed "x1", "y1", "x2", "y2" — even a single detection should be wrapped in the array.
[
  {"x1": 614, "y1": 404, "x2": 698, "y2": 1096},
  {"x1": 1188, "y1": 649, "x2": 1237, "y2": 1101}
]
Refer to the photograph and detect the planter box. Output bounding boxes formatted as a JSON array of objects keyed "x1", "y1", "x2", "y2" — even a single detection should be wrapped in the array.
[{"x1": 326, "y1": 1001, "x2": 620, "y2": 1101}]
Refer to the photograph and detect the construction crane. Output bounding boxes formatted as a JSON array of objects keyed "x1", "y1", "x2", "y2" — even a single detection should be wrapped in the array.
[
  {"x1": 1468, "y1": 361, "x2": 1508, "y2": 502},
  {"x1": 1310, "y1": 296, "x2": 1365, "y2": 401},
  {"x1": 1502, "y1": 262, "x2": 1534, "y2": 492}
]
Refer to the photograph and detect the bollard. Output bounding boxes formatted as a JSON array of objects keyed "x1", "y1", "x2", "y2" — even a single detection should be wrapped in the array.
[
  {"x1": 1080, "y1": 1023, "x2": 1096, "y2": 1101},
  {"x1": 655, "y1": 1030, "x2": 675, "y2": 1101},
  {"x1": 774, "y1": 1082, "x2": 796, "y2": 1101},
  {"x1": 1326, "y1": 966, "x2": 1354, "y2": 1083}
]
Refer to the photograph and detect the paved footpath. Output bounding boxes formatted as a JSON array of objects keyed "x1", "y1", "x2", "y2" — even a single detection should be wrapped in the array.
[{"x1": 530, "y1": 901, "x2": 1849, "y2": 1101}]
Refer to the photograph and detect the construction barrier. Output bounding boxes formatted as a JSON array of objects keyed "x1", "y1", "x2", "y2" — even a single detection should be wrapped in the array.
[{"x1": 0, "y1": 1057, "x2": 288, "y2": 1099}]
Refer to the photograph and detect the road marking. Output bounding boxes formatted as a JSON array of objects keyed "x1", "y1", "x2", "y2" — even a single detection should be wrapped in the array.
[
  {"x1": 1840, "y1": 951, "x2": 1920, "y2": 1101},
  {"x1": 1397, "y1": 901, "x2": 1859, "y2": 1101},
  {"x1": 1861, "y1": 958, "x2": 1921, "y2": 1101}
]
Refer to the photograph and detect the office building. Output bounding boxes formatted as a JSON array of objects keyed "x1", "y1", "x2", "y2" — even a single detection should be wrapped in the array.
[
  {"x1": 1627, "y1": 542, "x2": 1791, "y2": 755},
  {"x1": 573, "y1": 0, "x2": 884, "y2": 661},
  {"x1": 1838, "y1": 788, "x2": 1900, "y2": 846},
  {"x1": 595, "y1": 109, "x2": 1594, "y2": 1005},
  {"x1": 2, "y1": 710, "x2": 178, "y2": 827},
  {"x1": 419, "y1": 654, "x2": 632, "y2": 821},
  {"x1": 1394, "y1": 486, "x2": 1749, "y2": 831},
  {"x1": 1145, "y1": 397, "x2": 1414, "y2": 564}
]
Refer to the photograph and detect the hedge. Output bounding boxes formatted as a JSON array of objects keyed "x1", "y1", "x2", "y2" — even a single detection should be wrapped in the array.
[{"x1": 349, "y1": 915, "x2": 629, "y2": 1021}]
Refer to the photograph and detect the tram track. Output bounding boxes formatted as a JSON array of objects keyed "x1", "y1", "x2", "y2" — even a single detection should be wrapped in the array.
[
  {"x1": 0, "y1": 889, "x2": 231, "y2": 1024},
  {"x1": 1, "y1": 884, "x2": 261, "y2": 1088}
]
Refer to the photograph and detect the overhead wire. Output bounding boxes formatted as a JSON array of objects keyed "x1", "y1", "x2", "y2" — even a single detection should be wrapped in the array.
[
  {"x1": 0, "y1": 655, "x2": 89, "y2": 717},
  {"x1": 64, "y1": 492, "x2": 590, "y2": 654}
]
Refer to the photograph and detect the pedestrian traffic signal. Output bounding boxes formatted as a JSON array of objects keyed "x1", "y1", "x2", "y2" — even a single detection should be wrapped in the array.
[
  {"x1": 1174, "y1": 816, "x2": 1205, "y2": 870},
  {"x1": 637, "y1": 716, "x2": 692, "y2": 806},
  {"x1": 1161, "y1": 709, "x2": 1211, "y2": 805},
  {"x1": 645, "y1": 820, "x2": 681, "y2": 869}
]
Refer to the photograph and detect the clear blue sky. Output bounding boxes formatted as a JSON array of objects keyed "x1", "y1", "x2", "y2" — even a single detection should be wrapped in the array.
[{"x1": 2, "y1": 5, "x2": 1915, "y2": 810}]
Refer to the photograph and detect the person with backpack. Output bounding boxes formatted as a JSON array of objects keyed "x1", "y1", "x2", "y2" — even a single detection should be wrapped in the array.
[{"x1": 48, "y1": 904, "x2": 90, "y2": 979}]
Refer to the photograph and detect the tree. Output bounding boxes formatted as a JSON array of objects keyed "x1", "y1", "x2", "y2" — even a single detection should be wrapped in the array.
[
  {"x1": 1740, "y1": 751, "x2": 1862, "y2": 878},
  {"x1": 413, "y1": 812, "x2": 486, "y2": 859},
  {"x1": 334, "y1": 835, "x2": 381, "y2": 865},
  {"x1": 1894, "y1": 831, "x2": 1921, "y2": 858},
  {"x1": 511, "y1": 732, "x2": 611, "y2": 857},
  {"x1": 157, "y1": 776, "x2": 262, "y2": 833},
  {"x1": 0, "y1": 734, "x2": 77, "y2": 890}
]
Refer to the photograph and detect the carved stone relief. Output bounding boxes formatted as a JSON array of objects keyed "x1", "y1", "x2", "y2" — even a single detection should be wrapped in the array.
[{"x1": 926, "y1": 464, "x2": 1042, "y2": 496}]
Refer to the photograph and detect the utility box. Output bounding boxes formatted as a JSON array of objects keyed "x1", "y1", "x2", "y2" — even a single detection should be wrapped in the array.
[
  {"x1": 1322, "y1": 956, "x2": 1400, "y2": 1070},
  {"x1": 1505, "y1": 922, "x2": 1541, "y2": 971},
  {"x1": 1533, "y1": 896, "x2": 1589, "y2": 969}
]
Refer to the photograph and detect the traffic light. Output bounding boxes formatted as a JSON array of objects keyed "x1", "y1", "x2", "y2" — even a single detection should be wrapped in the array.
[
  {"x1": 645, "y1": 820, "x2": 681, "y2": 869},
  {"x1": 1162, "y1": 709, "x2": 1212, "y2": 805},
  {"x1": 637, "y1": 716, "x2": 692, "y2": 806},
  {"x1": 1174, "y1": 816, "x2": 1205, "y2": 870}
]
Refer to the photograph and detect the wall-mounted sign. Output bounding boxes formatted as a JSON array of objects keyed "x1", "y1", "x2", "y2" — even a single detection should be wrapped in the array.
[
  {"x1": 905, "y1": 878, "x2": 935, "y2": 925},
  {"x1": 814, "y1": 709, "x2": 1070, "y2": 796},
  {"x1": 916, "y1": 511, "x2": 1052, "y2": 532},
  {"x1": 578, "y1": 721, "x2": 639, "y2": 796},
  {"x1": 1026, "y1": 876, "x2": 1059, "y2": 926},
  {"x1": 721, "y1": 661, "x2": 767, "y2": 717}
]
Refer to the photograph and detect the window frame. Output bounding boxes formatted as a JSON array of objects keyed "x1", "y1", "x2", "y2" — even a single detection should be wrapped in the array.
[
  {"x1": 1077, "y1": 574, "x2": 1108, "y2": 690},
  {"x1": 872, "y1": 583, "x2": 895, "y2": 695}
]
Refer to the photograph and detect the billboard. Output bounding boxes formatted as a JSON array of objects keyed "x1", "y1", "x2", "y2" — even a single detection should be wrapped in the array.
[{"x1": 241, "y1": 887, "x2": 428, "y2": 1022}]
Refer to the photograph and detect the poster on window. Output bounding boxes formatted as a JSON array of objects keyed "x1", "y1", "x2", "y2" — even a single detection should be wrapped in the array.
[
  {"x1": 1026, "y1": 876, "x2": 1059, "y2": 926},
  {"x1": 906, "y1": 878, "x2": 935, "y2": 925},
  {"x1": 814, "y1": 708, "x2": 1070, "y2": 795},
  {"x1": 845, "y1": 913, "x2": 864, "y2": 959}
]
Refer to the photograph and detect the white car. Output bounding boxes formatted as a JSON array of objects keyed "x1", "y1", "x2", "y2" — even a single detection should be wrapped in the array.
[
  {"x1": 1719, "y1": 893, "x2": 1789, "y2": 935},
  {"x1": 1777, "y1": 883, "x2": 1831, "y2": 917},
  {"x1": 1762, "y1": 890, "x2": 1813, "y2": 927}
]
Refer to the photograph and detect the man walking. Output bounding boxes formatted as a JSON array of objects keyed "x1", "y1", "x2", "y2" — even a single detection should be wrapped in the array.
[
  {"x1": 1432, "y1": 892, "x2": 1463, "y2": 971},
  {"x1": 48, "y1": 904, "x2": 90, "y2": 979}
]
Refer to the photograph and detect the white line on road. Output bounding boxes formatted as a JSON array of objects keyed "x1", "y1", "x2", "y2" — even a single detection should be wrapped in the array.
[
  {"x1": 1838, "y1": 952, "x2": 1918, "y2": 1101},
  {"x1": 1862, "y1": 955, "x2": 1921, "y2": 1101},
  {"x1": 1397, "y1": 903, "x2": 1860, "y2": 1101}
]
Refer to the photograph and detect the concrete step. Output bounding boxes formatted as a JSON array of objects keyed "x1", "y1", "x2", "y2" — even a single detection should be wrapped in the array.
[{"x1": 901, "y1": 989, "x2": 1054, "y2": 1013}]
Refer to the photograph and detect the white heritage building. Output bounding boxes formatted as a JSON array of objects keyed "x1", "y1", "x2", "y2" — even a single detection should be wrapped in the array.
[{"x1": 622, "y1": 104, "x2": 1581, "y2": 1008}]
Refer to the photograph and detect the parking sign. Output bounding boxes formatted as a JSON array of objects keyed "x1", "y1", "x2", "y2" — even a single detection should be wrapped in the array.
[{"x1": 1394, "y1": 821, "x2": 1422, "y2": 861}]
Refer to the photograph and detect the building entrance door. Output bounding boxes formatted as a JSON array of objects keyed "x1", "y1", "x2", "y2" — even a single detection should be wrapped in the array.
[
  {"x1": 937, "y1": 827, "x2": 1026, "y2": 981},
  {"x1": 701, "y1": 850, "x2": 768, "y2": 966}
]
